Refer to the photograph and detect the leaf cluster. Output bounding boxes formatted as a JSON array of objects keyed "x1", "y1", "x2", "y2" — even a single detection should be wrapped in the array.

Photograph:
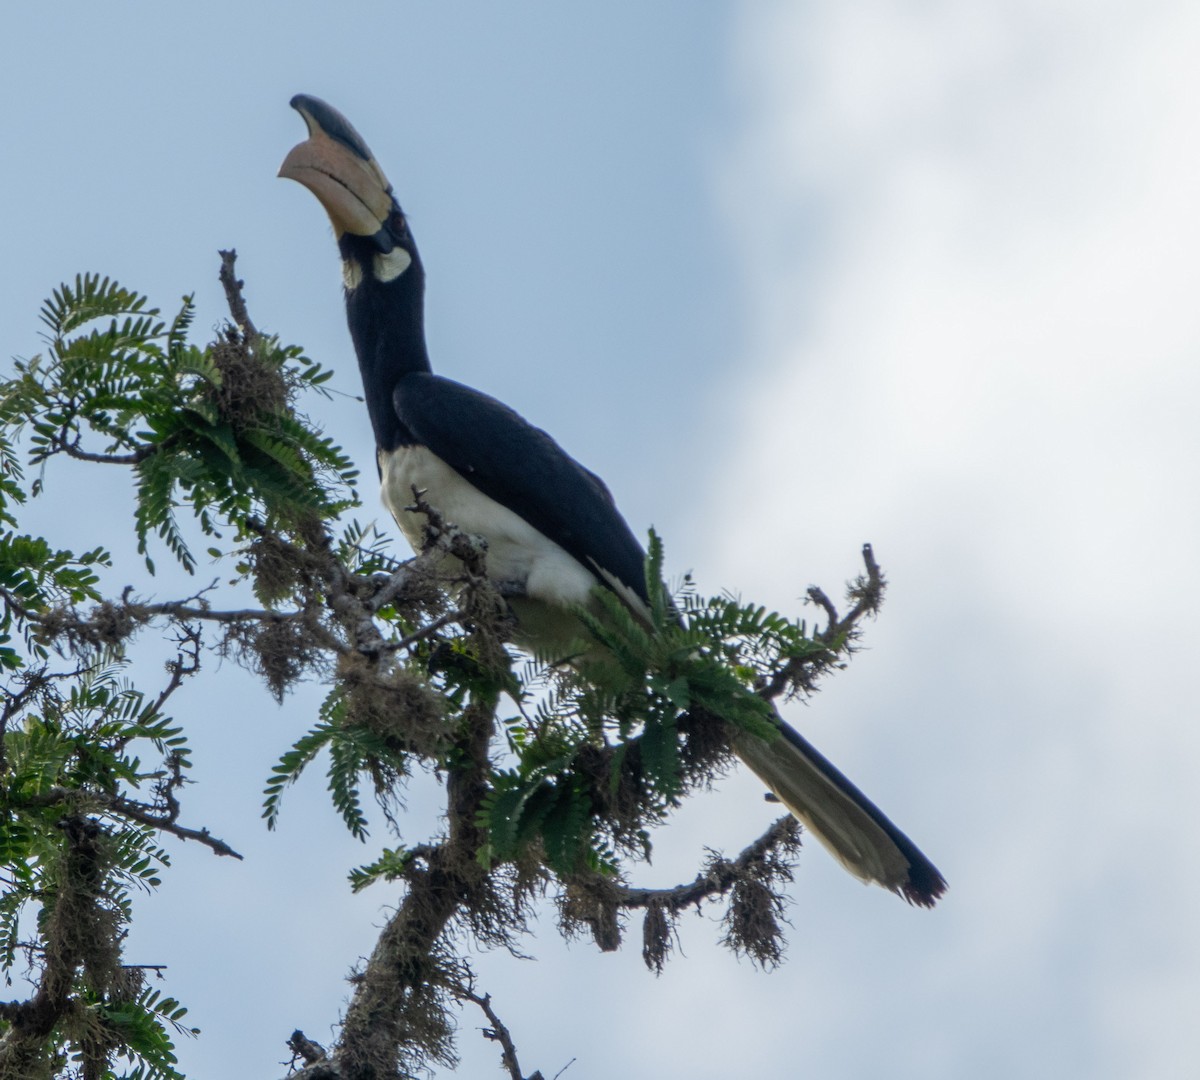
[
  {"x1": 1, "y1": 273, "x2": 358, "y2": 574},
  {"x1": 0, "y1": 273, "x2": 346, "y2": 1078},
  {"x1": 477, "y1": 533, "x2": 830, "y2": 878},
  {"x1": 0, "y1": 657, "x2": 197, "y2": 1079},
  {"x1": 0, "y1": 433, "x2": 109, "y2": 672}
]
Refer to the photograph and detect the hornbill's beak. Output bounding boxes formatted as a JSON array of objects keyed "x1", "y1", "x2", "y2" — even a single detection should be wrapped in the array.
[{"x1": 279, "y1": 94, "x2": 397, "y2": 251}]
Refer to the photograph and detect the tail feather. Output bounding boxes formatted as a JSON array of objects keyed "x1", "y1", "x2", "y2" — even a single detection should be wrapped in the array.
[{"x1": 732, "y1": 711, "x2": 946, "y2": 907}]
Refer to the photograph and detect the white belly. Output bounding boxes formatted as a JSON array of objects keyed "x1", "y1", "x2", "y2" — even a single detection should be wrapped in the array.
[{"x1": 379, "y1": 445, "x2": 599, "y2": 609}]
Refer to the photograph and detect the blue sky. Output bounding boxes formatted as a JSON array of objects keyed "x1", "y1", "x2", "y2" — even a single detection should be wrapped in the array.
[{"x1": 4, "y1": 3, "x2": 1199, "y2": 1078}]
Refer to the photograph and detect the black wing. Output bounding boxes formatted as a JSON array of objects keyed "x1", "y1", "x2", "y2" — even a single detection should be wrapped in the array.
[{"x1": 393, "y1": 372, "x2": 649, "y2": 604}]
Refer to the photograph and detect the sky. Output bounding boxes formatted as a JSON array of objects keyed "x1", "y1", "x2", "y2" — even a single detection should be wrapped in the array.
[{"x1": 3, "y1": 2, "x2": 1199, "y2": 1078}]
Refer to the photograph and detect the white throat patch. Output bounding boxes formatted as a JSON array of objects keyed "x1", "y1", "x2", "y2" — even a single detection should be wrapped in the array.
[{"x1": 373, "y1": 247, "x2": 413, "y2": 283}]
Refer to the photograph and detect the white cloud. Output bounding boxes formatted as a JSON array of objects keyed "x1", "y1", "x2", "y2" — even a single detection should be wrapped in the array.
[{"x1": 698, "y1": 1, "x2": 1200, "y2": 1074}]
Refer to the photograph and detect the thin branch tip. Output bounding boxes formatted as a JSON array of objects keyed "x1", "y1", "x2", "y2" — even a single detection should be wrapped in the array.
[{"x1": 218, "y1": 248, "x2": 257, "y2": 340}]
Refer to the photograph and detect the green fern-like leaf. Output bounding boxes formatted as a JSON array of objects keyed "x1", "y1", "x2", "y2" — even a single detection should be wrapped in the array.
[
  {"x1": 102, "y1": 985, "x2": 197, "y2": 1080},
  {"x1": 263, "y1": 722, "x2": 338, "y2": 829},
  {"x1": 39, "y1": 273, "x2": 156, "y2": 337},
  {"x1": 541, "y1": 780, "x2": 594, "y2": 873},
  {"x1": 639, "y1": 711, "x2": 681, "y2": 801},
  {"x1": 348, "y1": 847, "x2": 415, "y2": 892},
  {"x1": 327, "y1": 726, "x2": 372, "y2": 841}
]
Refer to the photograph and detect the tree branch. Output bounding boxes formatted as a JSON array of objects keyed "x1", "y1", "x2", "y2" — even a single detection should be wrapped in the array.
[
  {"x1": 456, "y1": 986, "x2": 544, "y2": 1080},
  {"x1": 219, "y1": 249, "x2": 258, "y2": 341},
  {"x1": 760, "y1": 543, "x2": 886, "y2": 702},
  {"x1": 18, "y1": 787, "x2": 242, "y2": 860},
  {"x1": 609, "y1": 816, "x2": 800, "y2": 914},
  {"x1": 811, "y1": 542, "x2": 885, "y2": 644},
  {"x1": 51, "y1": 437, "x2": 150, "y2": 466},
  {"x1": 0, "y1": 815, "x2": 111, "y2": 1075},
  {"x1": 109, "y1": 793, "x2": 243, "y2": 859}
]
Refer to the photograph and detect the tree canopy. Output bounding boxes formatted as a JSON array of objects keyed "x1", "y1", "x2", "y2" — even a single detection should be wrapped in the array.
[{"x1": 0, "y1": 256, "x2": 885, "y2": 1080}]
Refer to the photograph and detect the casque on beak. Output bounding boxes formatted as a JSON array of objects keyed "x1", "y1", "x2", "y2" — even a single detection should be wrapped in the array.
[{"x1": 279, "y1": 94, "x2": 394, "y2": 240}]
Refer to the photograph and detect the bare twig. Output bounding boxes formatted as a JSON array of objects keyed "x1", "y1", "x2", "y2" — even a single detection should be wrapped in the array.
[
  {"x1": 218, "y1": 249, "x2": 258, "y2": 340},
  {"x1": 760, "y1": 543, "x2": 886, "y2": 702},
  {"x1": 112, "y1": 793, "x2": 243, "y2": 859},
  {"x1": 813, "y1": 542, "x2": 885, "y2": 642},
  {"x1": 149, "y1": 625, "x2": 203, "y2": 716},
  {"x1": 457, "y1": 987, "x2": 544, "y2": 1080},
  {"x1": 805, "y1": 585, "x2": 840, "y2": 635}
]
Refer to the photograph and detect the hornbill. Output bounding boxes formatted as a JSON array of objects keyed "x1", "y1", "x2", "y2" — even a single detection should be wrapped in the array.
[{"x1": 280, "y1": 94, "x2": 946, "y2": 907}]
